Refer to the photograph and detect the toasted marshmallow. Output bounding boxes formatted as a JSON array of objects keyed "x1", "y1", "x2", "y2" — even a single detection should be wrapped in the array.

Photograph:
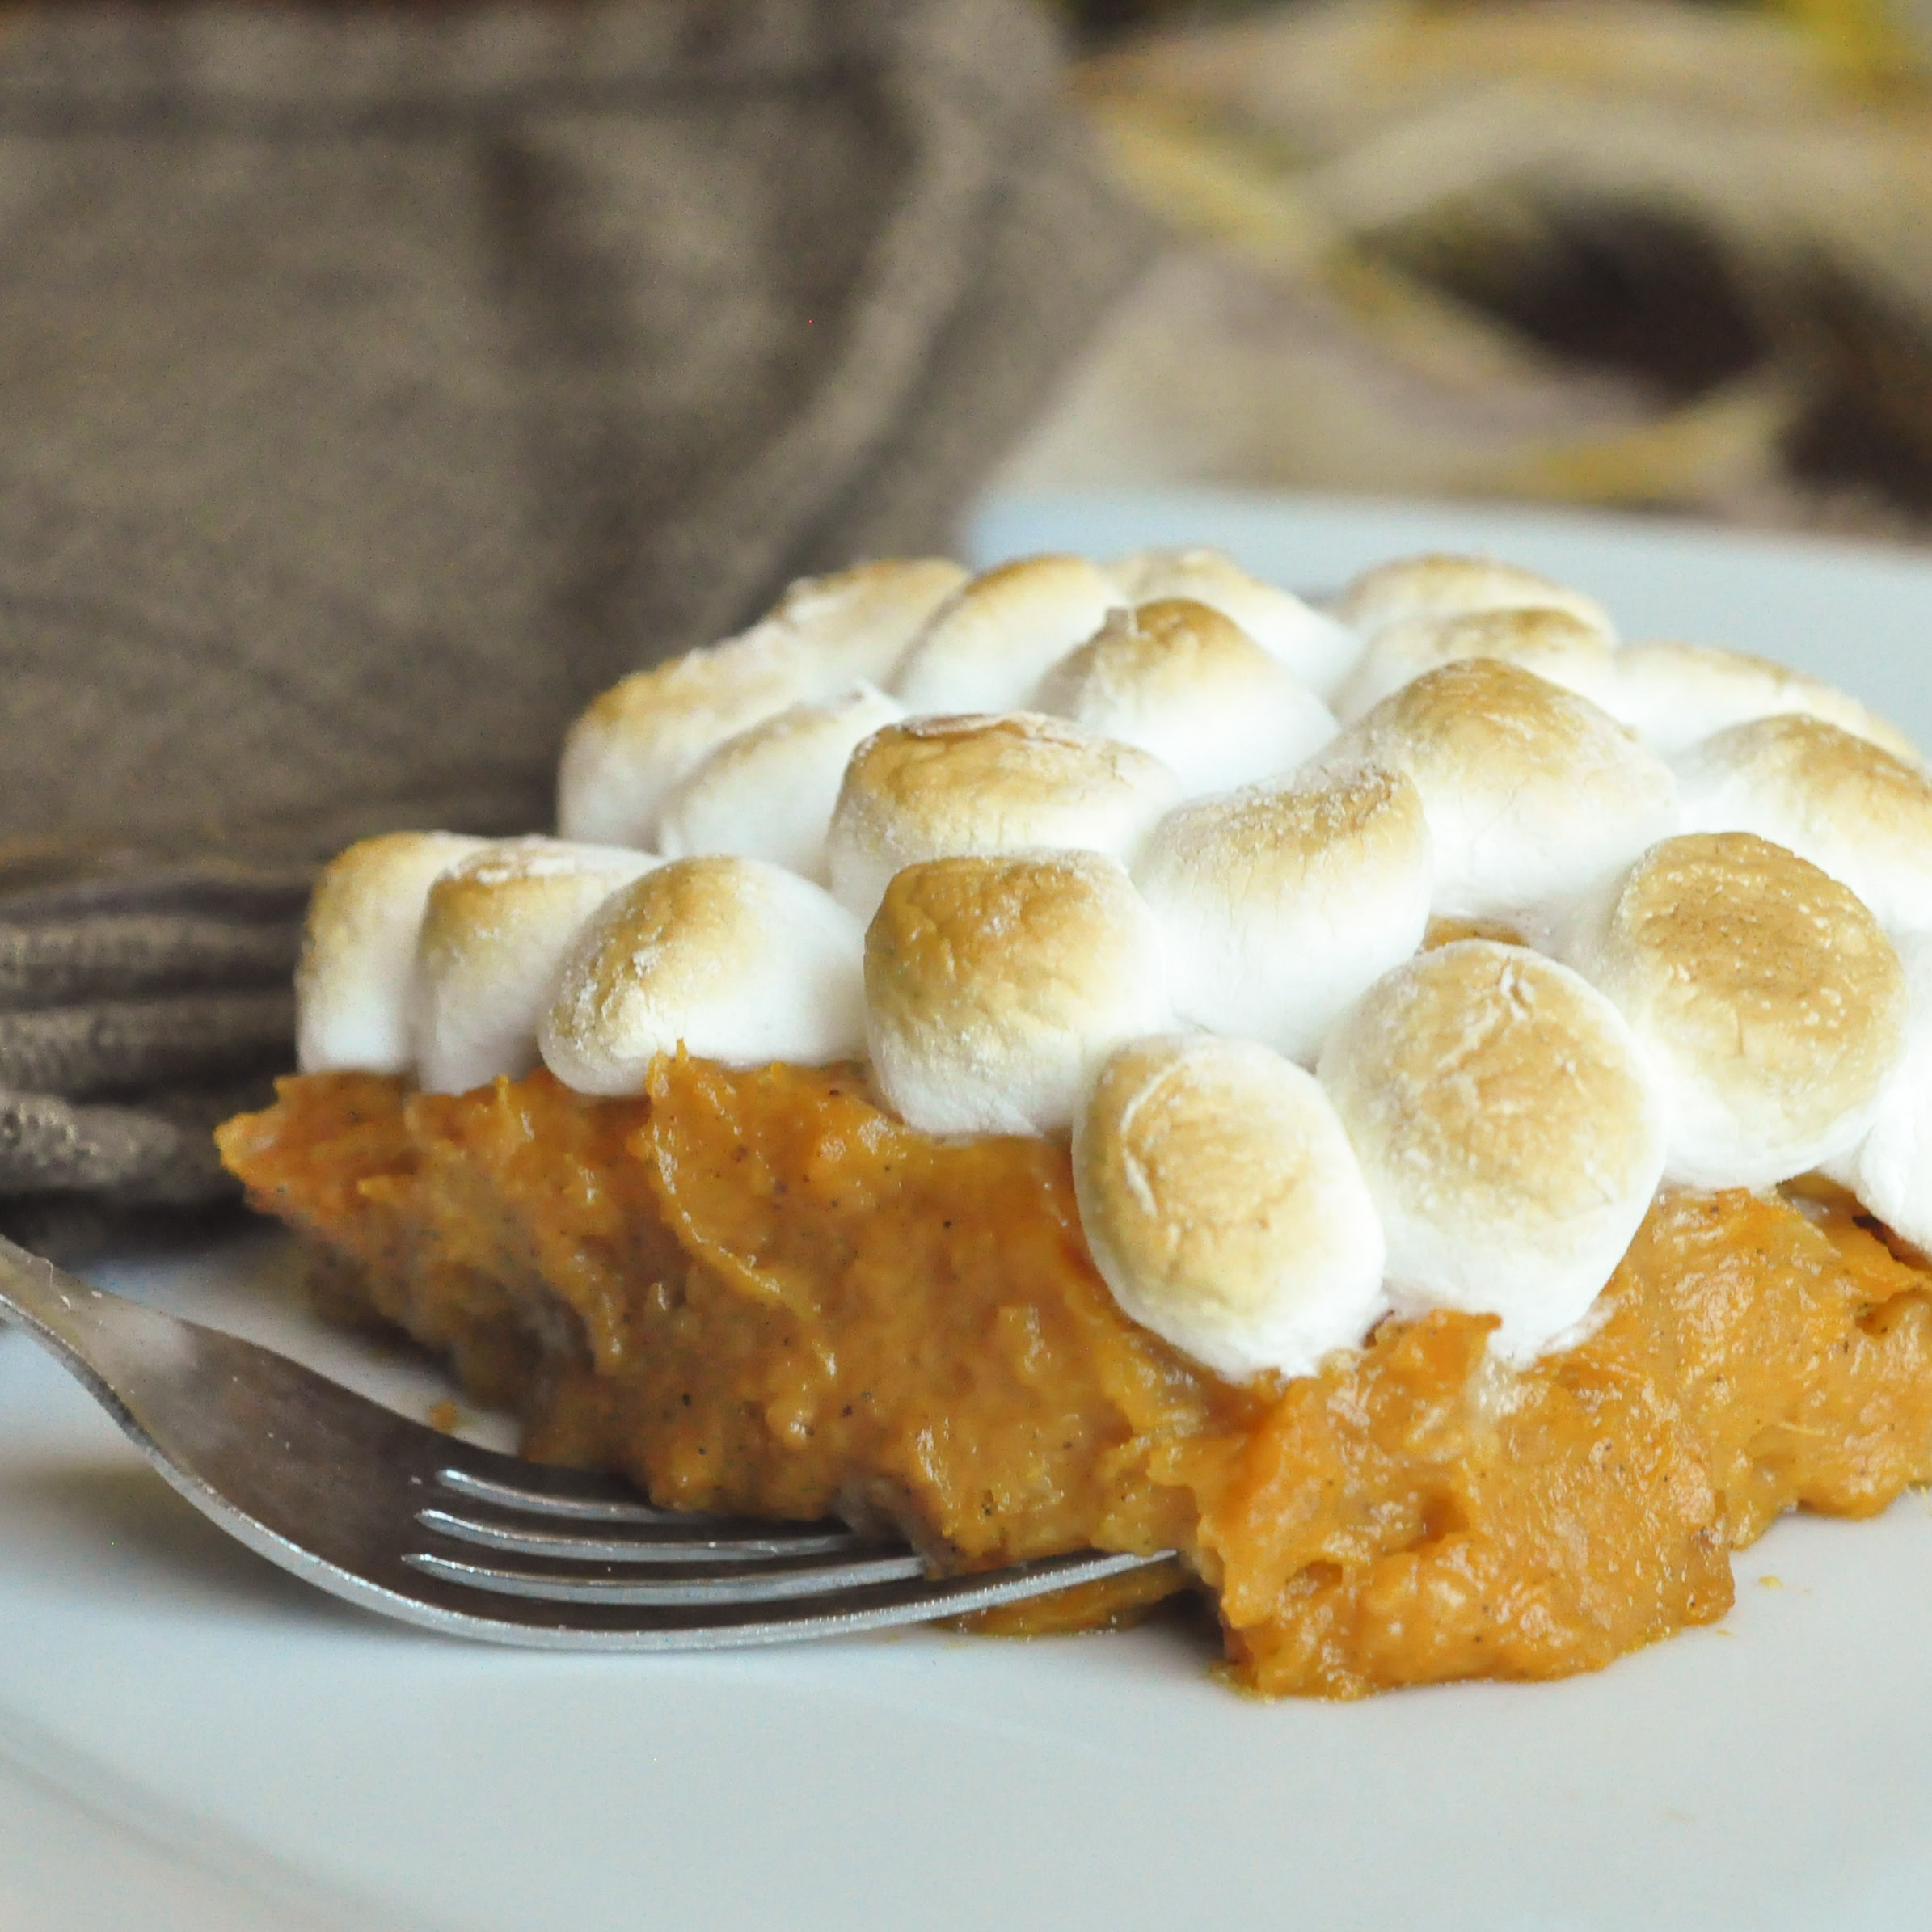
[
  {"x1": 657, "y1": 682, "x2": 905, "y2": 885},
  {"x1": 558, "y1": 558, "x2": 964, "y2": 848},
  {"x1": 1321, "y1": 660, "x2": 1677, "y2": 926},
  {"x1": 1333, "y1": 553, "x2": 1614, "y2": 644},
  {"x1": 1134, "y1": 764, "x2": 1432, "y2": 1063},
  {"x1": 1332, "y1": 605, "x2": 1620, "y2": 725},
  {"x1": 891, "y1": 556, "x2": 1120, "y2": 715},
  {"x1": 1608, "y1": 639, "x2": 1918, "y2": 763},
  {"x1": 540, "y1": 858, "x2": 865, "y2": 1094},
  {"x1": 411, "y1": 837, "x2": 658, "y2": 1095},
  {"x1": 1673, "y1": 715, "x2": 1932, "y2": 934},
  {"x1": 1559, "y1": 833, "x2": 1907, "y2": 1189},
  {"x1": 825, "y1": 712, "x2": 1180, "y2": 923},
  {"x1": 1033, "y1": 600, "x2": 1336, "y2": 795},
  {"x1": 296, "y1": 830, "x2": 490, "y2": 1074},
  {"x1": 1825, "y1": 933, "x2": 1932, "y2": 1254},
  {"x1": 1074, "y1": 1034, "x2": 1387, "y2": 1381},
  {"x1": 1106, "y1": 546, "x2": 1361, "y2": 697},
  {"x1": 863, "y1": 851, "x2": 1170, "y2": 1136},
  {"x1": 1318, "y1": 941, "x2": 1666, "y2": 1361}
]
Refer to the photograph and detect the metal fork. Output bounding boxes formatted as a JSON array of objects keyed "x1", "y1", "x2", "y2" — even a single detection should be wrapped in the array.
[{"x1": 0, "y1": 1235, "x2": 1169, "y2": 1649}]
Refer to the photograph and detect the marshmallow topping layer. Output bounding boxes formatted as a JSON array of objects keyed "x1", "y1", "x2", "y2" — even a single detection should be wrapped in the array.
[
  {"x1": 1033, "y1": 599, "x2": 1336, "y2": 795},
  {"x1": 411, "y1": 837, "x2": 658, "y2": 1095},
  {"x1": 1075, "y1": 1034, "x2": 1388, "y2": 1380},
  {"x1": 540, "y1": 857, "x2": 866, "y2": 1094},
  {"x1": 863, "y1": 850, "x2": 1170, "y2": 1137},
  {"x1": 296, "y1": 830, "x2": 489, "y2": 1075},
  {"x1": 825, "y1": 711, "x2": 1180, "y2": 922},
  {"x1": 1318, "y1": 940, "x2": 1667, "y2": 1361},
  {"x1": 1323, "y1": 659, "x2": 1679, "y2": 924},
  {"x1": 1332, "y1": 605, "x2": 1619, "y2": 724},
  {"x1": 1333, "y1": 553, "x2": 1614, "y2": 643},
  {"x1": 1673, "y1": 714, "x2": 1932, "y2": 934},
  {"x1": 1560, "y1": 832, "x2": 1907, "y2": 1189},
  {"x1": 1134, "y1": 762, "x2": 1432, "y2": 1063}
]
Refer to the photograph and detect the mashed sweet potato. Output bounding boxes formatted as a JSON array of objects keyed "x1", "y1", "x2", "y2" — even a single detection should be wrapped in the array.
[{"x1": 217, "y1": 1057, "x2": 1932, "y2": 1698}]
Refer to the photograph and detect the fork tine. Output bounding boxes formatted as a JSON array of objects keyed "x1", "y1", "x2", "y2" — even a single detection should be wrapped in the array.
[
  {"x1": 405, "y1": 1547, "x2": 930, "y2": 1605},
  {"x1": 416, "y1": 1507, "x2": 875, "y2": 1564}
]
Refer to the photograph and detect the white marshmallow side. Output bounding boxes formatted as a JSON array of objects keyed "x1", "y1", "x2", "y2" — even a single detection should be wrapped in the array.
[
  {"x1": 1106, "y1": 546, "x2": 1363, "y2": 698},
  {"x1": 1331, "y1": 605, "x2": 1620, "y2": 725},
  {"x1": 656, "y1": 683, "x2": 906, "y2": 885},
  {"x1": 863, "y1": 850, "x2": 1171, "y2": 1137},
  {"x1": 296, "y1": 831, "x2": 490, "y2": 1074},
  {"x1": 1321, "y1": 660, "x2": 1678, "y2": 927},
  {"x1": 1033, "y1": 600, "x2": 1336, "y2": 796},
  {"x1": 411, "y1": 838, "x2": 659, "y2": 1095},
  {"x1": 1825, "y1": 932, "x2": 1932, "y2": 1254},
  {"x1": 1134, "y1": 763, "x2": 1432, "y2": 1063},
  {"x1": 1559, "y1": 833, "x2": 1908, "y2": 1189},
  {"x1": 541, "y1": 858, "x2": 866, "y2": 1094},
  {"x1": 557, "y1": 558, "x2": 964, "y2": 849},
  {"x1": 1332, "y1": 553, "x2": 1615, "y2": 645},
  {"x1": 1318, "y1": 940, "x2": 1667, "y2": 1363},
  {"x1": 891, "y1": 555, "x2": 1120, "y2": 715},
  {"x1": 825, "y1": 712, "x2": 1181, "y2": 925},
  {"x1": 1673, "y1": 715, "x2": 1932, "y2": 934},
  {"x1": 1608, "y1": 639, "x2": 1920, "y2": 764},
  {"x1": 1074, "y1": 1034, "x2": 1388, "y2": 1382}
]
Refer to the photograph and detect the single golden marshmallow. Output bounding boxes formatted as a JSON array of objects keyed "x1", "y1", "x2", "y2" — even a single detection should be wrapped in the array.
[
  {"x1": 1333, "y1": 553, "x2": 1614, "y2": 643},
  {"x1": 1134, "y1": 763, "x2": 1432, "y2": 1063},
  {"x1": 1318, "y1": 940, "x2": 1667, "y2": 1361},
  {"x1": 296, "y1": 829, "x2": 489, "y2": 1075},
  {"x1": 1074, "y1": 1033, "x2": 1388, "y2": 1381},
  {"x1": 1106, "y1": 546, "x2": 1362, "y2": 696},
  {"x1": 556, "y1": 558, "x2": 964, "y2": 848},
  {"x1": 1673, "y1": 715, "x2": 1932, "y2": 934},
  {"x1": 1608, "y1": 639, "x2": 1918, "y2": 763},
  {"x1": 1033, "y1": 599, "x2": 1336, "y2": 795},
  {"x1": 825, "y1": 711, "x2": 1180, "y2": 922},
  {"x1": 1332, "y1": 605, "x2": 1620, "y2": 724},
  {"x1": 1323, "y1": 660, "x2": 1678, "y2": 926},
  {"x1": 411, "y1": 837, "x2": 658, "y2": 1095},
  {"x1": 656, "y1": 682, "x2": 905, "y2": 885},
  {"x1": 1559, "y1": 832, "x2": 1908, "y2": 1189},
  {"x1": 539, "y1": 857, "x2": 866, "y2": 1094},
  {"x1": 891, "y1": 555, "x2": 1120, "y2": 715},
  {"x1": 863, "y1": 850, "x2": 1170, "y2": 1136}
]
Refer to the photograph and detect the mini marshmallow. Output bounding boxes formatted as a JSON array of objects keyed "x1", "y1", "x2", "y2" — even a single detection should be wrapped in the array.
[
  {"x1": 1107, "y1": 546, "x2": 1362, "y2": 698},
  {"x1": 558, "y1": 557, "x2": 964, "y2": 848},
  {"x1": 1074, "y1": 1034, "x2": 1388, "y2": 1381},
  {"x1": 825, "y1": 711, "x2": 1181, "y2": 923},
  {"x1": 1607, "y1": 639, "x2": 1919, "y2": 763},
  {"x1": 1332, "y1": 553, "x2": 1614, "y2": 644},
  {"x1": 891, "y1": 555, "x2": 1120, "y2": 715},
  {"x1": 863, "y1": 850, "x2": 1171, "y2": 1137},
  {"x1": 1673, "y1": 715, "x2": 1932, "y2": 934},
  {"x1": 1322, "y1": 660, "x2": 1678, "y2": 926},
  {"x1": 411, "y1": 837, "x2": 658, "y2": 1095},
  {"x1": 1032, "y1": 600, "x2": 1336, "y2": 795},
  {"x1": 656, "y1": 682, "x2": 905, "y2": 884},
  {"x1": 540, "y1": 857, "x2": 866, "y2": 1094},
  {"x1": 296, "y1": 830, "x2": 489, "y2": 1074},
  {"x1": 1318, "y1": 940, "x2": 1667, "y2": 1362},
  {"x1": 1825, "y1": 932, "x2": 1932, "y2": 1255},
  {"x1": 1331, "y1": 605, "x2": 1620, "y2": 725},
  {"x1": 1134, "y1": 763, "x2": 1432, "y2": 1063},
  {"x1": 1559, "y1": 832, "x2": 1907, "y2": 1190}
]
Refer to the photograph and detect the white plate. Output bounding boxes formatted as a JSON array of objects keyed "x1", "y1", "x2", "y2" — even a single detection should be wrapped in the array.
[{"x1": 6, "y1": 491, "x2": 1932, "y2": 1932}]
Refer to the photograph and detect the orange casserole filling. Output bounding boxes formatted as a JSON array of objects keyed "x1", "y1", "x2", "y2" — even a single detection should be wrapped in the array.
[{"x1": 218, "y1": 1058, "x2": 1932, "y2": 1698}]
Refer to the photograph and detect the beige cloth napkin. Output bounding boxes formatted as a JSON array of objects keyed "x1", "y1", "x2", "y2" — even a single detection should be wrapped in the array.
[{"x1": 0, "y1": 0, "x2": 1154, "y2": 1250}]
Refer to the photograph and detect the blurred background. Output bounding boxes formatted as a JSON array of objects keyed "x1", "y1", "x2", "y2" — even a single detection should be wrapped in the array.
[{"x1": 1008, "y1": 0, "x2": 1932, "y2": 542}]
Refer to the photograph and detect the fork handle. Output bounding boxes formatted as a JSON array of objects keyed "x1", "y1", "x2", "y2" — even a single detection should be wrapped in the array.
[{"x1": 0, "y1": 1232, "x2": 164, "y2": 1390}]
